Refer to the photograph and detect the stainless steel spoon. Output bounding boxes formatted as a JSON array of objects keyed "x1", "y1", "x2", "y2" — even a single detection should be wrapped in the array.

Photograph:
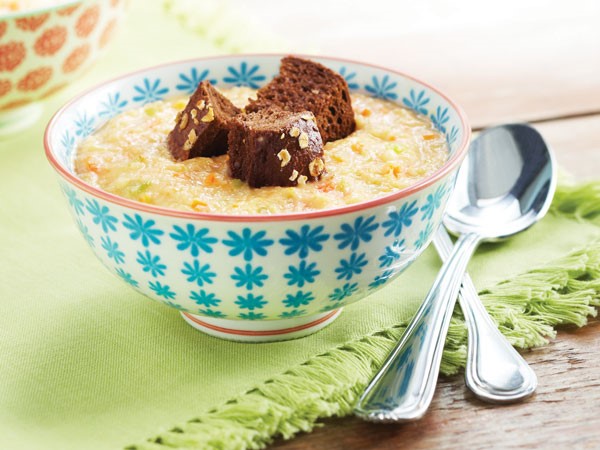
[
  {"x1": 354, "y1": 124, "x2": 556, "y2": 422},
  {"x1": 433, "y1": 226, "x2": 537, "y2": 403}
]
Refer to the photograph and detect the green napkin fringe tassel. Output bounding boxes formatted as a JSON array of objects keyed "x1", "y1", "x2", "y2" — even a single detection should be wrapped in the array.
[
  {"x1": 552, "y1": 181, "x2": 600, "y2": 225},
  {"x1": 129, "y1": 182, "x2": 600, "y2": 450}
]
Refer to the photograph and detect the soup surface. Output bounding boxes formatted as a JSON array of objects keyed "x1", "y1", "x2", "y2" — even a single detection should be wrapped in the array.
[{"x1": 75, "y1": 87, "x2": 449, "y2": 214}]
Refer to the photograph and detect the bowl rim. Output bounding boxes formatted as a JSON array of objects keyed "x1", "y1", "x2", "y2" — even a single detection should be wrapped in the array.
[
  {"x1": 44, "y1": 53, "x2": 472, "y2": 223},
  {"x1": 0, "y1": 0, "x2": 82, "y2": 20}
]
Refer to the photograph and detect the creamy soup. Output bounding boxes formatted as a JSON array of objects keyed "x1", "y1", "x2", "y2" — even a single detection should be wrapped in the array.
[{"x1": 75, "y1": 87, "x2": 448, "y2": 214}]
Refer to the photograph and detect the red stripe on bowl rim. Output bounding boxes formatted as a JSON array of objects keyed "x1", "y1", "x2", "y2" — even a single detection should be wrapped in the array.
[
  {"x1": 44, "y1": 53, "x2": 471, "y2": 223},
  {"x1": 182, "y1": 309, "x2": 340, "y2": 336}
]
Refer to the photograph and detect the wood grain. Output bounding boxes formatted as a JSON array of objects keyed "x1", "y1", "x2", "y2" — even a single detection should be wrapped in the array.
[{"x1": 271, "y1": 319, "x2": 600, "y2": 449}]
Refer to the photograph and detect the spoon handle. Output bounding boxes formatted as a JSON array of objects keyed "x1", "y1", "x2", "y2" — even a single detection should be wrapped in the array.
[
  {"x1": 433, "y1": 228, "x2": 537, "y2": 403},
  {"x1": 354, "y1": 229, "x2": 481, "y2": 422}
]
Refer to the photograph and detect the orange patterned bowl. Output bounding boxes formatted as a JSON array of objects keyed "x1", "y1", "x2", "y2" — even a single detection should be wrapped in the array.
[{"x1": 0, "y1": 0, "x2": 125, "y2": 136}]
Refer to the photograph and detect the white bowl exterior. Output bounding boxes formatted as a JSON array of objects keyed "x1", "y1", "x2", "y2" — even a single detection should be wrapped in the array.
[
  {"x1": 48, "y1": 55, "x2": 467, "y2": 321},
  {"x1": 58, "y1": 178, "x2": 453, "y2": 320}
]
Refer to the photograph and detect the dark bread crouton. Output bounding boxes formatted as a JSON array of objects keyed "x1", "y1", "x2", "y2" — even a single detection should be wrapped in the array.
[
  {"x1": 167, "y1": 81, "x2": 240, "y2": 160},
  {"x1": 245, "y1": 56, "x2": 355, "y2": 143},
  {"x1": 228, "y1": 108, "x2": 325, "y2": 188}
]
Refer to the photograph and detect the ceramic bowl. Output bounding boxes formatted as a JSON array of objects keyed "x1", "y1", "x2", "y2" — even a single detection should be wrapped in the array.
[
  {"x1": 45, "y1": 54, "x2": 470, "y2": 342},
  {"x1": 0, "y1": 0, "x2": 125, "y2": 136}
]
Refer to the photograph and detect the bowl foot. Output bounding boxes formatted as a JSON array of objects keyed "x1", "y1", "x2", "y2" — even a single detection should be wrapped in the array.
[
  {"x1": 0, "y1": 103, "x2": 43, "y2": 139},
  {"x1": 181, "y1": 309, "x2": 343, "y2": 342}
]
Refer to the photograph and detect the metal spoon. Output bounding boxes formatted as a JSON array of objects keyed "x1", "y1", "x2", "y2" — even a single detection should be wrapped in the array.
[
  {"x1": 354, "y1": 124, "x2": 556, "y2": 422},
  {"x1": 433, "y1": 226, "x2": 537, "y2": 403}
]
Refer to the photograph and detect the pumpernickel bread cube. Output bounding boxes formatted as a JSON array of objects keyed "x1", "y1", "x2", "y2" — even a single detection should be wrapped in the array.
[
  {"x1": 228, "y1": 108, "x2": 325, "y2": 188},
  {"x1": 167, "y1": 81, "x2": 240, "y2": 160},
  {"x1": 245, "y1": 56, "x2": 355, "y2": 143}
]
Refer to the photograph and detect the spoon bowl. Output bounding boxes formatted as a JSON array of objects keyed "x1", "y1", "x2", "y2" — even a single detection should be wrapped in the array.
[{"x1": 445, "y1": 124, "x2": 556, "y2": 240}]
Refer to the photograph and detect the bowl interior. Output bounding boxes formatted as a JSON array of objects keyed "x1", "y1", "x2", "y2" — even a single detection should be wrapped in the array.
[{"x1": 47, "y1": 54, "x2": 469, "y2": 189}]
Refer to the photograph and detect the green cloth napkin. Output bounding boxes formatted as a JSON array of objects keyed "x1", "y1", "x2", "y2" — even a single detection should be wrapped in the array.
[{"x1": 1, "y1": 2, "x2": 599, "y2": 449}]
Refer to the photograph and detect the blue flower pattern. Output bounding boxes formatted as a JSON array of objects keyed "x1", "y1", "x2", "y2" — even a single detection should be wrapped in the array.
[
  {"x1": 446, "y1": 126, "x2": 459, "y2": 146},
  {"x1": 378, "y1": 239, "x2": 405, "y2": 268},
  {"x1": 176, "y1": 68, "x2": 216, "y2": 94},
  {"x1": 338, "y1": 66, "x2": 359, "y2": 90},
  {"x1": 85, "y1": 199, "x2": 118, "y2": 233},
  {"x1": 61, "y1": 130, "x2": 75, "y2": 161},
  {"x1": 149, "y1": 281, "x2": 176, "y2": 300},
  {"x1": 415, "y1": 222, "x2": 435, "y2": 249},
  {"x1": 137, "y1": 250, "x2": 166, "y2": 277},
  {"x1": 402, "y1": 89, "x2": 430, "y2": 115},
  {"x1": 369, "y1": 269, "x2": 394, "y2": 290},
  {"x1": 335, "y1": 252, "x2": 368, "y2": 280},
  {"x1": 283, "y1": 260, "x2": 320, "y2": 287},
  {"x1": 123, "y1": 214, "x2": 164, "y2": 247},
  {"x1": 239, "y1": 311, "x2": 265, "y2": 320},
  {"x1": 231, "y1": 264, "x2": 268, "y2": 290},
  {"x1": 235, "y1": 293, "x2": 267, "y2": 310},
  {"x1": 382, "y1": 201, "x2": 418, "y2": 237},
  {"x1": 420, "y1": 185, "x2": 446, "y2": 221},
  {"x1": 279, "y1": 225, "x2": 329, "y2": 258},
  {"x1": 190, "y1": 290, "x2": 221, "y2": 308},
  {"x1": 365, "y1": 75, "x2": 398, "y2": 100},
  {"x1": 115, "y1": 268, "x2": 138, "y2": 287},
  {"x1": 99, "y1": 92, "x2": 128, "y2": 118},
  {"x1": 222, "y1": 228, "x2": 273, "y2": 261},
  {"x1": 282, "y1": 291, "x2": 315, "y2": 309},
  {"x1": 182, "y1": 260, "x2": 216, "y2": 286},
  {"x1": 74, "y1": 112, "x2": 94, "y2": 137},
  {"x1": 170, "y1": 224, "x2": 217, "y2": 257},
  {"x1": 328, "y1": 282, "x2": 358, "y2": 302},
  {"x1": 334, "y1": 216, "x2": 379, "y2": 251},
  {"x1": 101, "y1": 236, "x2": 125, "y2": 264},
  {"x1": 63, "y1": 185, "x2": 84, "y2": 215},
  {"x1": 200, "y1": 309, "x2": 226, "y2": 318},
  {"x1": 280, "y1": 309, "x2": 306, "y2": 319},
  {"x1": 430, "y1": 106, "x2": 450, "y2": 133},
  {"x1": 132, "y1": 78, "x2": 169, "y2": 104},
  {"x1": 76, "y1": 218, "x2": 94, "y2": 247},
  {"x1": 223, "y1": 62, "x2": 266, "y2": 88}
]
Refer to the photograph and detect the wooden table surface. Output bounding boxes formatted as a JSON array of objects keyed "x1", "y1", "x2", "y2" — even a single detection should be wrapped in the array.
[{"x1": 236, "y1": 1, "x2": 600, "y2": 448}]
